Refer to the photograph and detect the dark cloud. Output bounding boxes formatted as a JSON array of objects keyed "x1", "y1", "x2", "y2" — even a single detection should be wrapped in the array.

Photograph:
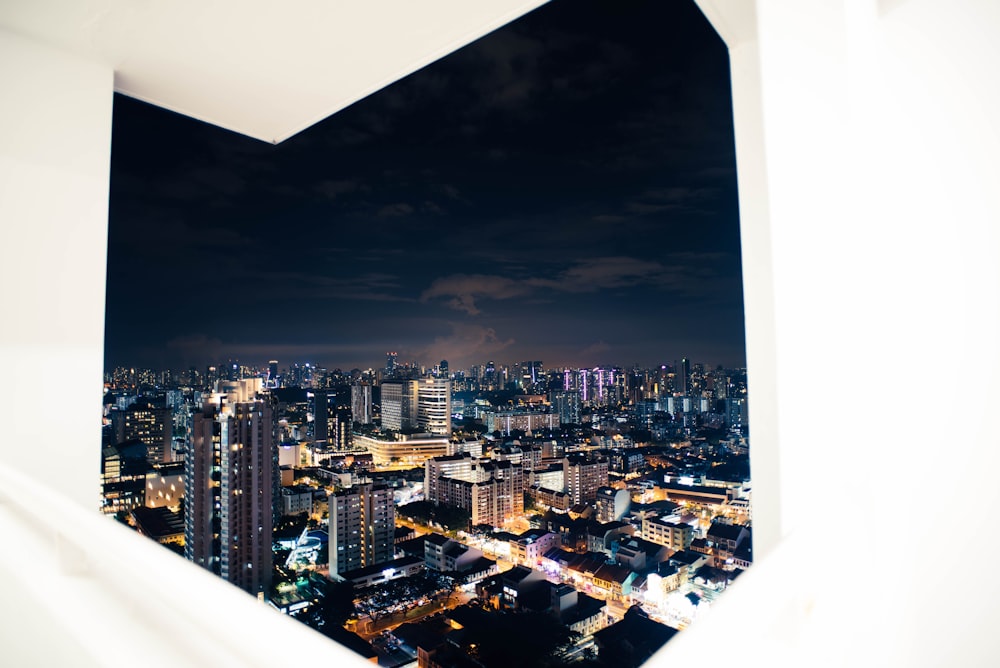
[
  {"x1": 314, "y1": 179, "x2": 364, "y2": 200},
  {"x1": 421, "y1": 255, "x2": 733, "y2": 317},
  {"x1": 421, "y1": 275, "x2": 532, "y2": 315},
  {"x1": 376, "y1": 203, "x2": 415, "y2": 217},
  {"x1": 407, "y1": 322, "x2": 517, "y2": 369}
]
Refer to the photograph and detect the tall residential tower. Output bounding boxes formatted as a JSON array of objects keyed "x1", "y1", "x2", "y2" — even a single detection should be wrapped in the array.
[
  {"x1": 185, "y1": 381, "x2": 274, "y2": 597},
  {"x1": 329, "y1": 482, "x2": 395, "y2": 577}
]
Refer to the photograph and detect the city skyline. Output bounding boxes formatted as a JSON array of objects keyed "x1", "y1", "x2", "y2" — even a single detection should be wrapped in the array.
[{"x1": 105, "y1": 0, "x2": 744, "y2": 372}]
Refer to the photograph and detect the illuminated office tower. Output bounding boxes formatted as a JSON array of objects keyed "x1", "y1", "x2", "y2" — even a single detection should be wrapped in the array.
[
  {"x1": 331, "y1": 410, "x2": 352, "y2": 450},
  {"x1": 417, "y1": 376, "x2": 451, "y2": 436},
  {"x1": 380, "y1": 379, "x2": 418, "y2": 431},
  {"x1": 351, "y1": 384, "x2": 373, "y2": 425},
  {"x1": 386, "y1": 351, "x2": 398, "y2": 376},
  {"x1": 329, "y1": 482, "x2": 395, "y2": 577},
  {"x1": 185, "y1": 388, "x2": 274, "y2": 597},
  {"x1": 268, "y1": 360, "x2": 278, "y2": 387},
  {"x1": 120, "y1": 399, "x2": 172, "y2": 465}
]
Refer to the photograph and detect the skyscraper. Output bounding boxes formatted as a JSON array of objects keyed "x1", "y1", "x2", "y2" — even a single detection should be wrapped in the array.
[
  {"x1": 417, "y1": 376, "x2": 451, "y2": 436},
  {"x1": 564, "y1": 454, "x2": 609, "y2": 506},
  {"x1": 312, "y1": 390, "x2": 329, "y2": 442},
  {"x1": 351, "y1": 383, "x2": 373, "y2": 425},
  {"x1": 380, "y1": 379, "x2": 418, "y2": 431},
  {"x1": 118, "y1": 399, "x2": 172, "y2": 465},
  {"x1": 328, "y1": 482, "x2": 395, "y2": 577},
  {"x1": 678, "y1": 357, "x2": 690, "y2": 395},
  {"x1": 550, "y1": 390, "x2": 581, "y2": 425},
  {"x1": 385, "y1": 351, "x2": 397, "y2": 376},
  {"x1": 185, "y1": 384, "x2": 274, "y2": 596},
  {"x1": 331, "y1": 409, "x2": 352, "y2": 450}
]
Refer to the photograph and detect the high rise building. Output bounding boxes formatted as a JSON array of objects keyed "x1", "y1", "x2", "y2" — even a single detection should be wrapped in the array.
[
  {"x1": 328, "y1": 482, "x2": 395, "y2": 577},
  {"x1": 118, "y1": 399, "x2": 172, "y2": 465},
  {"x1": 564, "y1": 454, "x2": 609, "y2": 506},
  {"x1": 312, "y1": 390, "x2": 329, "y2": 442},
  {"x1": 185, "y1": 385, "x2": 274, "y2": 597},
  {"x1": 416, "y1": 376, "x2": 451, "y2": 436},
  {"x1": 331, "y1": 409, "x2": 352, "y2": 450},
  {"x1": 385, "y1": 351, "x2": 398, "y2": 376},
  {"x1": 424, "y1": 454, "x2": 524, "y2": 527},
  {"x1": 380, "y1": 379, "x2": 418, "y2": 431},
  {"x1": 484, "y1": 360, "x2": 497, "y2": 390},
  {"x1": 550, "y1": 390, "x2": 581, "y2": 425},
  {"x1": 268, "y1": 360, "x2": 278, "y2": 388},
  {"x1": 678, "y1": 357, "x2": 690, "y2": 395},
  {"x1": 596, "y1": 486, "x2": 632, "y2": 522},
  {"x1": 525, "y1": 361, "x2": 543, "y2": 388},
  {"x1": 351, "y1": 383, "x2": 373, "y2": 425}
]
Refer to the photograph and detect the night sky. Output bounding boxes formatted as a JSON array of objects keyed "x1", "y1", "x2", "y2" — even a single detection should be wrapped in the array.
[{"x1": 105, "y1": 0, "x2": 744, "y2": 373}]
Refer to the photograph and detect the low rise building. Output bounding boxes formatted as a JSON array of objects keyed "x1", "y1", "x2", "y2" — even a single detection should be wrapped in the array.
[
  {"x1": 424, "y1": 533, "x2": 489, "y2": 575},
  {"x1": 707, "y1": 522, "x2": 751, "y2": 569},
  {"x1": 510, "y1": 529, "x2": 561, "y2": 567},
  {"x1": 642, "y1": 516, "x2": 693, "y2": 551},
  {"x1": 280, "y1": 485, "x2": 314, "y2": 517},
  {"x1": 355, "y1": 432, "x2": 453, "y2": 468},
  {"x1": 527, "y1": 484, "x2": 570, "y2": 511},
  {"x1": 337, "y1": 554, "x2": 424, "y2": 589}
]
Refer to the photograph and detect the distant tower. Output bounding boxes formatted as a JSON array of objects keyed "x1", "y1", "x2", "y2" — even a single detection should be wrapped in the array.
[
  {"x1": 439, "y1": 359, "x2": 449, "y2": 378},
  {"x1": 333, "y1": 410, "x2": 352, "y2": 450},
  {"x1": 268, "y1": 360, "x2": 278, "y2": 387},
  {"x1": 550, "y1": 390, "x2": 581, "y2": 425},
  {"x1": 386, "y1": 351, "x2": 398, "y2": 376},
  {"x1": 679, "y1": 357, "x2": 690, "y2": 395},
  {"x1": 121, "y1": 398, "x2": 171, "y2": 465},
  {"x1": 313, "y1": 390, "x2": 329, "y2": 442},
  {"x1": 329, "y1": 482, "x2": 395, "y2": 577},
  {"x1": 351, "y1": 384, "x2": 373, "y2": 425},
  {"x1": 185, "y1": 384, "x2": 274, "y2": 597}
]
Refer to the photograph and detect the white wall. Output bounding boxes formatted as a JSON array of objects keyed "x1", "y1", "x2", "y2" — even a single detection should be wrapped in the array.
[
  {"x1": 663, "y1": 0, "x2": 1000, "y2": 664},
  {"x1": 0, "y1": 29, "x2": 112, "y2": 509}
]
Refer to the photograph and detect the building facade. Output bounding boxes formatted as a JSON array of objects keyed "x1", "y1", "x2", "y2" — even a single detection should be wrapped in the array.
[
  {"x1": 642, "y1": 516, "x2": 694, "y2": 552},
  {"x1": 329, "y1": 482, "x2": 395, "y2": 577},
  {"x1": 355, "y1": 432, "x2": 453, "y2": 467},
  {"x1": 380, "y1": 379, "x2": 418, "y2": 431},
  {"x1": 565, "y1": 454, "x2": 609, "y2": 505},
  {"x1": 416, "y1": 376, "x2": 451, "y2": 435},
  {"x1": 425, "y1": 455, "x2": 525, "y2": 527},
  {"x1": 596, "y1": 486, "x2": 632, "y2": 522},
  {"x1": 185, "y1": 392, "x2": 275, "y2": 597},
  {"x1": 351, "y1": 384, "x2": 373, "y2": 425}
]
